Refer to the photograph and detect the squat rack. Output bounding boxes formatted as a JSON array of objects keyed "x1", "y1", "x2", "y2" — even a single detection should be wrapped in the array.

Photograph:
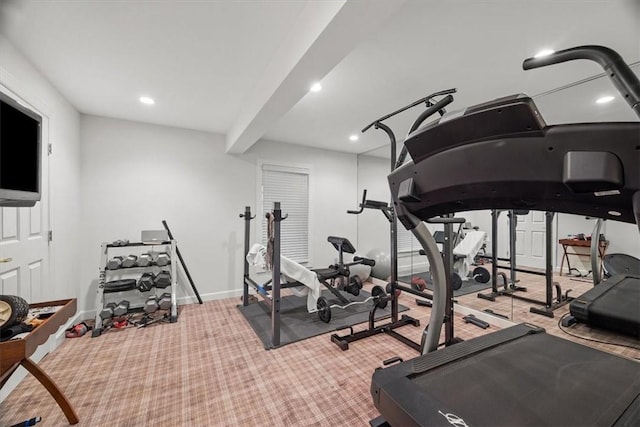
[
  {"x1": 240, "y1": 202, "x2": 290, "y2": 348},
  {"x1": 477, "y1": 209, "x2": 573, "y2": 317},
  {"x1": 331, "y1": 89, "x2": 464, "y2": 352}
]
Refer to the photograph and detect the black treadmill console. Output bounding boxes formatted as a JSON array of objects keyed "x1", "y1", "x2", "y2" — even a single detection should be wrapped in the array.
[{"x1": 403, "y1": 94, "x2": 546, "y2": 164}]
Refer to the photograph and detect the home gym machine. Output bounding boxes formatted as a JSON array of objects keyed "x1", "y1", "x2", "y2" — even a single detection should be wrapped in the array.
[
  {"x1": 477, "y1": 209, "x2": 572, "y2": 317},
  {"x1": 240, "y1": 203, "x2": 379, "y2": 347},
  {"x1": 371, "y1": 45, "x2": 640, "y2": 426},
  {"x1": 331, "y1": 88, "x2": 466, "y2": 352},
  {"x1": 563, "y1": 218, "x2": 640, "y2": 337}
]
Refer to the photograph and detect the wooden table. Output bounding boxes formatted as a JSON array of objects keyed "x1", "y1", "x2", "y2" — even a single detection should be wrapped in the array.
[
  {"x1": 0, "y1": 298, "x2": 79, "y2": 424},
  {"x1": 558, "y1": 238, "x2": 609, "y2": 277}
]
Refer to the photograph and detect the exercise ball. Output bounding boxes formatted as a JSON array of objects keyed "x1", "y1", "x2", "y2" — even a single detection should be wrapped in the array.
[
  {"x1": 349, "y1": 252, "x2": 371, "y2": 282},
  {"x1": 366, "y1": 248, "x2": 391, "y2": 280}
]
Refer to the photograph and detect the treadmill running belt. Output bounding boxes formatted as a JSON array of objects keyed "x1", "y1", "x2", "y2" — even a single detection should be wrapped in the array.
[
  {"x1": 371, "y1": 324, "x2": 640, "y2": 426},
  {"x1": 570, "y1": 274, "x2": 640, "y2": 337}
]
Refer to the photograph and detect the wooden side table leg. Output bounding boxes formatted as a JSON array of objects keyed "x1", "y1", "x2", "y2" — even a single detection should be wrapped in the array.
[{"x1": 20, "y1": 358, "x2": 79, "y2": 425}]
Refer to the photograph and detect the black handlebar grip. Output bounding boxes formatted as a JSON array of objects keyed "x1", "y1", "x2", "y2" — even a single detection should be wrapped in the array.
[{"x1": 353, "y1": 256, "x2": 376, "y2": 266}]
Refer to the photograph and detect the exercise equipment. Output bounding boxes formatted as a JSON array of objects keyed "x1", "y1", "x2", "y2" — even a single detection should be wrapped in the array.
[
  {"x1": 371, "y1": 324, "x2": 640, "y2": 426},
  {"x1": 155, "y1": 252, "x2": 170, "y2": 267},
  {"x1": 144, "y1": 296, "x2": 159, "y2": 314},
  {"x1": 366, "y1": 249, "x2": 391, "y2": 280},
  {"x1": 0, "y1": 295, "x2": 29, "y2": 330},
  {"x1": 372, "y1": 45, "x2": 640, "y2": 425},
  {"x1": 241, "y1": 205, "x2": 380, "y2": 346},
  {"x1": 348, "y1": 253, "x2": 372, "y2": 282},
  {"x1": 158, "y1": 293, "x2": 172, "y2": 310},
  {"x1": 154, "y1": 271, "x2": 172, "y2": 288},
  {"x1": 99, "y1": 302, "x2": 117, "y2": 319},
  {"x1": 331, "y1": 89, "x2": 458, "y2": 353},
  {"x1": 103, "y1": 279, "x2": 137, "y2": 293},
  {"x1": 113, "y1": 300, "x2": 130, "y2": 316},
  {"x1": 137, "y1": 272, "x2": 155, "y2": 292},
  {"x1": 477, "y1": 210, "x2": 572, "y2": 318},
  {"x1": 122, "y1": 255, "x2": 138, "y2": 268},
  {"x1": 106, "y1": 256, "x2": 124, "y2": 270},
  {"x1": 137, "y1": 253, "x2": 153, "y2": 267},
  {"x1": 565, "y1": 219, "x2": 640, "y2": 337},
  {"x1": 161, "y1": 219, "x2": 203, "y2": 304}
]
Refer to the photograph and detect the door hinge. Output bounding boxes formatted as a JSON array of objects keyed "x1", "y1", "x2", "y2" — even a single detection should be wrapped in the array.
[
  {"x1": 48, "y1": 230, "x2": 53, "y2": 242},
  {"x1": 48, "y1": 144, "x2": 52, "y2": 155}
]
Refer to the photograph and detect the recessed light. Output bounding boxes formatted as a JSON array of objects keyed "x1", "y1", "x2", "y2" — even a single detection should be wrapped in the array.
[
  {"x1": 139, "y1": 96, "x2": 155, "y2": 105},
  {"x1": 608, "y1": 210, "x2": 621, "y2": 216},
  {"x1": 596, "y1": 95, "x2": 615, "y2": 104},
  {"x1": 534, "y1": 48, "x2": 555, "y2": 58},
  {"x1": 349, "y1": 134, "x2": 359, "y2": 142},
  {"x1": 309, "y1": 82, "x2": 322, "y2": 93}
]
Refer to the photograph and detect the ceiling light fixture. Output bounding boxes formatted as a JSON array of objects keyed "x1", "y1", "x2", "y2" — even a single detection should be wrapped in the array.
[
  {"x1": 534, "y1": 48, "x2": 555, "y2": 58},
  {"x1": 349, "y1": 134, "x2": 359, "y2": 142},
  {"x1": 309, "y1": 82, "x2": 322, "y2": 93},
  {"x1": 596, "y1": 95, "x2": 615, "y2": 104},
  {"x1": 139, "y1": 96, "x2": 155, "y2": 105}
]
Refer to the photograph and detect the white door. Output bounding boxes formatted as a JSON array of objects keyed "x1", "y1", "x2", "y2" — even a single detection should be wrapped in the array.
[
  {"x1": 491, "y1": 210, "x2": 553, "y2": 270},
  {"x1": 513, "y1": 210, "x2": 549, "y2": 270},
  {"x1": 0, "y1": 93, "x2": 50, "y2": 303}
]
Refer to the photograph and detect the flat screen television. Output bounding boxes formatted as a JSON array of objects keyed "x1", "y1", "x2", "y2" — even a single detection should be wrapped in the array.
[{"x1": 0, "y1": 91, "x2": 42, "y2": 207}]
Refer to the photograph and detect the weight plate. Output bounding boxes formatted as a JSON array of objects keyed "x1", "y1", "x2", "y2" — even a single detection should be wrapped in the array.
[
  {"x1": 371, "y1": 285, "x2": 388, "y2": 309},
  {"x1": 317, "y1": 296, "x2": 331, "y2": 323},
  {"x1": 451, "y1": 273, "x2": 463, "y2": 291},
  {"x1": 473, "y1": 266, "x2": 491, "y2": 284}
]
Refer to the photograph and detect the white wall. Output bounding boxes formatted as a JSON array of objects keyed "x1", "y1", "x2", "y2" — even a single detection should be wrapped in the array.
[
  {"x1": 79, "y1": 116, "x2": 359, "y2": 311},
  {"x1": 0, "y1": 35, "x2": 82, "y2": 304},
  {"x1": 0, "y1": 35, "x2": 81, "y2": 401}
]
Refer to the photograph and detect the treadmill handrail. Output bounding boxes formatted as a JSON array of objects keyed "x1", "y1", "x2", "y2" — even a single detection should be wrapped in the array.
[{"x1": 523, "y1": 45, "x2": 640, "y2": 118}]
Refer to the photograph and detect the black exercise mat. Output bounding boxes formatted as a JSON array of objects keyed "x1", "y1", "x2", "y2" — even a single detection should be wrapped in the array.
[
  {"x1": 398, "y1": 271, "x2": 492, "y2": 297},
  {"x1": 238, "y1": 289, "x2": 409, "y2": 349}
]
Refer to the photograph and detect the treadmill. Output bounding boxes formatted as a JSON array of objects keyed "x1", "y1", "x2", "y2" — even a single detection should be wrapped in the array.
[{"x1": 371, "y1": 46, "x2": 640, "y2": 426}]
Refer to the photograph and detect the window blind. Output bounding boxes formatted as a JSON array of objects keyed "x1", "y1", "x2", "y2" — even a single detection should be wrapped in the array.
[{"x1": 261, "y1": 164, "x2": 309, "y2": 263}]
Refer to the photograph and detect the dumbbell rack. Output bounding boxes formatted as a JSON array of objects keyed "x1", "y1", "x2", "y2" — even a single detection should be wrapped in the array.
[{"x1": 92, "y1": 240, "x2": 178, "y2": 337}]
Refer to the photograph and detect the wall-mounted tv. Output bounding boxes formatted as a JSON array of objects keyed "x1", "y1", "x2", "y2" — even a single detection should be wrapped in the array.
[{"x1": 0, "y1": 91, "x2": 42, "y2": 207}]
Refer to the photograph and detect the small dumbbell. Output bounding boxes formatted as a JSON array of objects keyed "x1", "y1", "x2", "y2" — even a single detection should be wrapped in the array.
[
  {"x1": 113, "y1": 300, "x2": 130, "y2": 316},
  {"x1": 106, "y1": 256, "x2": 124, "y2": 270},
  {"x1": 155, "y1": 252, "x2": 170, "y2": 267},
  {"x1": 158, "y1": 293, "x2": 172, "y2": 310},
  {"x1": 138, "y1": 272, "x2": 155, "y2": 292},
  {"x1": 137, "y1": 253, "x2": 153, "y2": 267},
  {"x1": 99, "y1": 302, "x2": 117, "y2": 320},
  {"x1": 122, "y1": 255, "x2": 138, "y2": 268},
  {"x1": 154, "y1": 271, "x2": 172, "y2": 288},
  {"x1": 144, "y1": 296, "x2": 159, "y2": 314}
]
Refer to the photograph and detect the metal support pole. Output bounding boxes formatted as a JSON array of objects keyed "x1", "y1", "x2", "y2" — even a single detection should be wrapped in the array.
[
  {"x1": 241, "y1": 206, "x2": 252, "y2": 307},
  {"x1": 508, "y1": 210, "x2": 517, "y2": 287},
  {"x1": 491, "y1": 210, "x2": 499, "y2": 292},
  {"x1": 545, "y1": 212, "x2": 555, "y2": 307},
  {"x1": 443, "y1": 217, "x2": 454, "y2": 345},
  {"x1": 272, "y1": 202, "x2": 282, "y2": 348}
]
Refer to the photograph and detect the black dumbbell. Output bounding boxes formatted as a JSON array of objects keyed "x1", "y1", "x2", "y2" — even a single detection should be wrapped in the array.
[
  {"x1": 138, "y1": 272, "x2": 155, "y2": 292},
  {"x1": 154, "y1": 271, "x2": 171, "y2": 288},
  {"x1": 113, "y1": 300, "x2": 130, "y2": 316},
  {"x1": 122, "y1": 255, "x2": 138, "y2": 268},
  {"x1": 99, "y1": 302, "x2": 117, "y2": 320},
  {"x1": 106, "y1": 256, "x2": 124, "y2": 270}
]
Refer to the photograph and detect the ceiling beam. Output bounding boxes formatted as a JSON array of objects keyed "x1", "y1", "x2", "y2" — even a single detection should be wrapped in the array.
[{"x1": 225, "y1": 0, "x2": 406, "y2": 154}]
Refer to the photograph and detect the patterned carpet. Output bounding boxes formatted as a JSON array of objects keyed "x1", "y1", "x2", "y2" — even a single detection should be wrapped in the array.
[{"x1": 1, "y1": 273, "x2": 638, "y2": 426}]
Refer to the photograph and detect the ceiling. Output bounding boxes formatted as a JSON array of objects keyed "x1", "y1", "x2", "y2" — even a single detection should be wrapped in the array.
[{"x1": 1, "y1": 0, "x2": 638, "y2": 156}]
